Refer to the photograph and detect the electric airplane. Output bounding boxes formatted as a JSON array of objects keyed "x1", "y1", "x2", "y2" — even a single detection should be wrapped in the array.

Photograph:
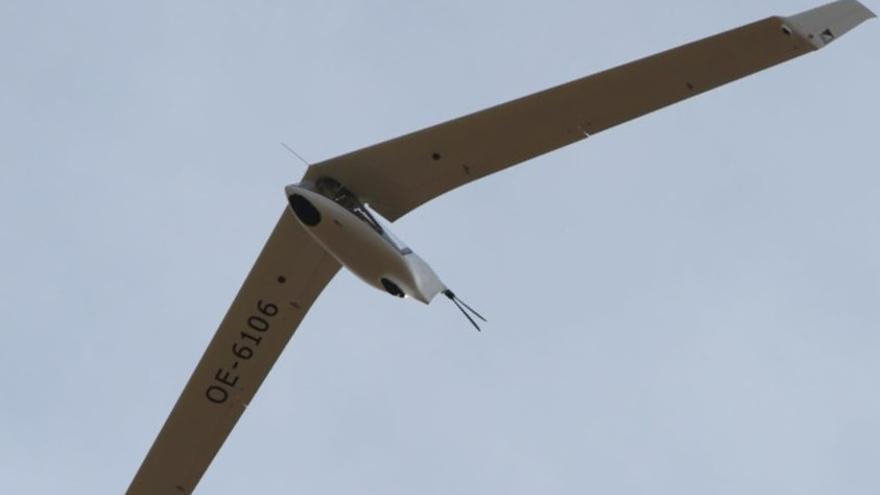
[{"x1": 127, "y1": 2, "x2": 875, "y2": 493}]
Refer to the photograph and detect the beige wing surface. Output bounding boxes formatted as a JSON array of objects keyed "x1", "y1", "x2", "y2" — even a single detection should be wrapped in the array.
[
  {"x1": 303, "y1": 0, "x2": 875, "y2": 221},
  {"x1": 127, "y1": 210, "x2": 340, "y2": 495}
]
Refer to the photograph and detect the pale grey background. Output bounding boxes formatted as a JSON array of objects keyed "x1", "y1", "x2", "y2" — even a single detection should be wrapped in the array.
[{"x1": 1, "y1": 1, "x2": 878, "y2": 493}]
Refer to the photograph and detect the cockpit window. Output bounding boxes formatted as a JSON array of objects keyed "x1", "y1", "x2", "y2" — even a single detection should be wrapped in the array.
[
  {"x1": 352, "y1": 207, "x2": 383, "y2": 235},
  {"x1": 313, "y1": 177, "x2": 412, "y2": 255},
  {"x1": 373, "y1": 213, "x2": 412, "y2": 255}
]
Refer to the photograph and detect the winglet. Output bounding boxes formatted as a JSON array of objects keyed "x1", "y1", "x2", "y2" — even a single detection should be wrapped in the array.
[{"x1": 783, "y1": 0, "x2": 876, "y2": 49}]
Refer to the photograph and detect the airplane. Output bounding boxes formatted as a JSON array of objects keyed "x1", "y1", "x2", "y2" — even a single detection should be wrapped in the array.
[{"x1": 127, "y1": 1, "x2": 875, "y2": 493}]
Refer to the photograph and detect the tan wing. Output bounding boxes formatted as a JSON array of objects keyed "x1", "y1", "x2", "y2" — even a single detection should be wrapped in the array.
[
  {"x1": 303, "y1": 0, "x2": 875, "y2": 221},
  {"x1": 127, "y1": 210, "x2": 340, "y2": 495}
]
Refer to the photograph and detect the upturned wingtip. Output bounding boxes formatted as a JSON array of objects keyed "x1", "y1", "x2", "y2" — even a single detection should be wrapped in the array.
[{"x1": 784, "y1": 0, "x2": 877, "y2": 49}]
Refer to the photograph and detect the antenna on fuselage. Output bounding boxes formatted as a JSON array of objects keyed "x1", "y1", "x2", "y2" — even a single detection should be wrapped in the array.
[
  {"x1": 443, "y1": 289, "x2": 487, "y2": 332},
  {"x1": 281, "y1": 141, "x2": 311, "y2": 168}
]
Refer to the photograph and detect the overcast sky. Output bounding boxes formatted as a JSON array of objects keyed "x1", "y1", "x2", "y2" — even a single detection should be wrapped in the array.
[{"x1": 2, "y1": 1, "x2": 879, "y2": 493}]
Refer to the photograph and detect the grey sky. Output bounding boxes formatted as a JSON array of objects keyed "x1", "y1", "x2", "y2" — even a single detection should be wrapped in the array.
[{"x1": 1, "y1": 1, "x2": 879, "y2": 493}]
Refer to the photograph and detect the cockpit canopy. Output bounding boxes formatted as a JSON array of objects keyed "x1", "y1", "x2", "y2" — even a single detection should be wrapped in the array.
[{"x1": 313, "y1": 177, "x2": 412, "y2": 255}]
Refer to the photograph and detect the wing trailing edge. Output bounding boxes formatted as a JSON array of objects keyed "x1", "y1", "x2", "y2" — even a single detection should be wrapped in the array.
[
  {"x1": 127, "y1": 211, "x2": 340, "y2": 494},
  {"x1": 303, "y1": 0, "x2": 875, "y2": 222}
]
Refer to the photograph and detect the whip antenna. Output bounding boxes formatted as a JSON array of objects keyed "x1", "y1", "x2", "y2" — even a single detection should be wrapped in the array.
[
  {"x1": 281, "y1": 141, "x2": 311, "y2": 168},
  {"x1": 443, "y1": 289, "x2": 486, "y2": 332}
]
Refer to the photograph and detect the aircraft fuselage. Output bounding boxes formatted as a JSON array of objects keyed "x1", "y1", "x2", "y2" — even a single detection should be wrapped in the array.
[{"x1": 285, "y1": 178, "x2": 445, "y2": 304}]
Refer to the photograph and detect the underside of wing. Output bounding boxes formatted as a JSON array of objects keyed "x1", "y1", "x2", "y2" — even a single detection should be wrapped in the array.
[
  {"x1": 303, "y1": 0, "x2": 875, "y2": 221},
  {"x1": 127, "y1": 210, "x2": 340, "y2": 495}
]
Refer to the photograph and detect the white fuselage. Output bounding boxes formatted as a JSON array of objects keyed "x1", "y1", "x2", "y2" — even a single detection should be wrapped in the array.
[{"x1": 285, "y1": 183, "x2": 446, "y2": 304}]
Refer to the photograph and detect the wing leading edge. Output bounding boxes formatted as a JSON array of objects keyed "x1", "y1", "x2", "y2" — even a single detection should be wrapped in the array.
[
  {"x1": 126, "y1": 1, "x2": 874, "y2": 493},
  {"x1": 127, "y1": 211, "x2": 340, "y2": 494},
  {"x1": 303, "y1": 0, "x2": 875, "y2": 221}
]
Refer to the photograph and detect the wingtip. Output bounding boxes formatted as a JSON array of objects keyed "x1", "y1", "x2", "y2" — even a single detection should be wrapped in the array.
[
  {"x1": 852, "y1": 0, "x2": 877, "y2": 19},
  {"x1": 784, "y1": 0, "x2": 877, "y2": 49}
]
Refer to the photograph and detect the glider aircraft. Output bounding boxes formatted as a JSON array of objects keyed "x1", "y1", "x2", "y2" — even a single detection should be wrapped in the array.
[{"x1": 127, "y1": 1, "x2": 875, "y2": 493}]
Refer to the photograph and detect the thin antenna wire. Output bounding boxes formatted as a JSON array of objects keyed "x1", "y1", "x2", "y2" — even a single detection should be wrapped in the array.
[
  {"x1": 451, "y1": 297, "x2": 482, "y2": 332},
  {"x1": 452, "y1": 295, "x2": 487, "y2": 322},
  {"x1": 443, "y1": 289, "x2": 486, "y2": 331},
  {"x1": 281, "y1": 142, "x2": 311, "y2": 167}
]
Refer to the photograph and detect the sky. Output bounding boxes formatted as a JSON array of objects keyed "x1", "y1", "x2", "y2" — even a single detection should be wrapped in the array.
[{"x1": 1, "y1": 1, "x2": 879, "y2": 493}]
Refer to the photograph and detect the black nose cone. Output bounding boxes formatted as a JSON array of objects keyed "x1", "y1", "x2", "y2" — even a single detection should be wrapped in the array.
[{"x1": 288, "y1": 194, "x2": 321, "y2": 226}]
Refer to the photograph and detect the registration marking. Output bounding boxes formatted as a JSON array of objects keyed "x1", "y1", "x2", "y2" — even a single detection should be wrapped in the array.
[{"x1": 205, "y1": 299, "x2": 279, "y2": 404}]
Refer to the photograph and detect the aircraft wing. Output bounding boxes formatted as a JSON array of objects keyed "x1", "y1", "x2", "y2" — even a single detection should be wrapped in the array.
[
  {"x1": 127, "y1": 210, "x2": 341, "y2": 494},
  {"x1": 303, "y1": 0, "x2": 875, "y2": 222}
]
